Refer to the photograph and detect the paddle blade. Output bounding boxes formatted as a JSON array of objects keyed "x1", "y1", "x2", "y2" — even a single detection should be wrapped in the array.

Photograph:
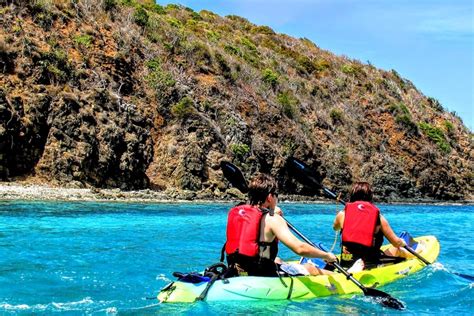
[
  {"x1": 220, "y1": 161, "x2": 249, "y2": 193},
  {"x1": 287, "y1": 157, "x2": 322, "y2": 189},
  {"x1": 363, "y1": 287, "x2": 406, "y2": 310}
]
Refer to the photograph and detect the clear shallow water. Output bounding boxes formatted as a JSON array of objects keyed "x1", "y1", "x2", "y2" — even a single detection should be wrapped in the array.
[{"x1": 0, "y1": 201, "x2": 472, "y2": 315}]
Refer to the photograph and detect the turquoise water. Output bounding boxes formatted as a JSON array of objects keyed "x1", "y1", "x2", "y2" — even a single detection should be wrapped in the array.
[{"x1": 0, "y1": 201, "x2": 472, "y2": 315}]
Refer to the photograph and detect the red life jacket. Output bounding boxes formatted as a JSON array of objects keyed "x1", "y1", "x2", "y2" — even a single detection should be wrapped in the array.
[
  {"x1": 225, "y1": 205, "x2": 267, "y2": 257},
  {"x1": 342, "y1": 201, "x2": 380, "y2": 247}
]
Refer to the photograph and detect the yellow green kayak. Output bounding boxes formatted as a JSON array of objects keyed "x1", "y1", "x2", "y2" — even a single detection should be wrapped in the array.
[{"x1": 158, "y1": 235, "x2": 439, "y2": 303}]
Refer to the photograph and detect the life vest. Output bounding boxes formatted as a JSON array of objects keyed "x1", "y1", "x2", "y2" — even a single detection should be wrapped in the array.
[
  {"x1": 342, "y1": 201, "x2": 380, "y2": 247},
  {"x1": 225, "y1": 205, "x2": 268, "y2": 257}
]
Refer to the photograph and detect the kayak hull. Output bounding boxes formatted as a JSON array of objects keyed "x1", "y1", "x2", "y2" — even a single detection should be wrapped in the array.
[{"x1": 158, "y1": 235, "x2": 440, "y2": 302}]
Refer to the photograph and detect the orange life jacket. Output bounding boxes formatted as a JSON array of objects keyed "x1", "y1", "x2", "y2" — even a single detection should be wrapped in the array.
[
  {"x1": 342, "y1": 201, "x2": 380, "y2": 247},
  {"x1": 225, "y1": 205, "x2": 268, "y2": 257}
]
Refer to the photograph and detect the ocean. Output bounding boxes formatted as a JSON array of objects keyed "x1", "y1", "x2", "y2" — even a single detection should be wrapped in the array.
[{"x1": 0, "y1": 201, "x2": 472, "y2": 315}]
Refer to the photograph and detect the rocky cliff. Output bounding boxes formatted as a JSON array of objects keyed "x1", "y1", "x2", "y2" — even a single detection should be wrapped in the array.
[{"x1": 1, "y1": 0, "x2": 473, "y2": 201}]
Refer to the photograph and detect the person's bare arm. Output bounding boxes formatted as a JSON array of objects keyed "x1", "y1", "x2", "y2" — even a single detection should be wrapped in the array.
[
  {"x1": 380, "y1": 215, "x2": 404, "y2": 247},
  {"x1": 268, "y1": 215, "x2": 336, "y2": 262},
  {"x1": 333, "y1": 211, "x2": 344, "y2": 231}
]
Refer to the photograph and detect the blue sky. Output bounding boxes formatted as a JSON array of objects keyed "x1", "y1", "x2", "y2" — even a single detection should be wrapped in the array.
[{"x1": 156, "y1": 0, "x2": 473, "y2": 130}]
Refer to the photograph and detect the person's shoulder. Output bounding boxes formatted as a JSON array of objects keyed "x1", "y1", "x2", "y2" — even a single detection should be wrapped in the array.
[{"x1": 265, "y1": 212, "x2": 284, "y2": 224}]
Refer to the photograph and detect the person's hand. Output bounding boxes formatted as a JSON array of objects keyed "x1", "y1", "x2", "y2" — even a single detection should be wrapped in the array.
[
  {"x1": 324, "y1": 252, "x2": 337, "y2": 263},
  {"x1": 274, "y1": 206, "x2": 284, "y2": 216},
  {"x1": 397, "y1": 238, "x2": 406, "y2": 248}
]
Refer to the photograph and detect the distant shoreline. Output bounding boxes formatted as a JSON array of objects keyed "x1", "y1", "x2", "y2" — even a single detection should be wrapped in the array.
[{"x1": 0, "y1": 182, "x2": 472, "y2": 205}]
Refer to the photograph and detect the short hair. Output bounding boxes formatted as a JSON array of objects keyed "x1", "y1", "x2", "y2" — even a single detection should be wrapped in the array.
[
  {"x1": 248, "y1": 173, "x2": 278, "y2": 206},
  {"x1": 349, "y1": 182, "x2": 373, "y2": 202}
]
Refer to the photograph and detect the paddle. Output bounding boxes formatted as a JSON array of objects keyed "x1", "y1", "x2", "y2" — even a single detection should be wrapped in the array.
[
  {"x1": 220, "y1": 160, "x2": 405, "y2": 310},
  {"x1": 288, "y1": 157, "x2": 474, "y2": 283},
  {"x1": 403, "y1": 244, "x2": 474, "y2": 282}
]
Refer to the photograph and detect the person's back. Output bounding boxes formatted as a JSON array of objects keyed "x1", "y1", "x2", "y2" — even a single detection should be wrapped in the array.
[
  {"x1": 224, "y1": 173, "x2": 280, "y2": 276},
  {"x1": 225, "y1": 173, "x2": 336, "y2": 277},
  {"x1": 333, "y1": 182, "x2": 405, "y2": 269},
  {"x1": 225, "y1": 203, "x2": 279, "y2": 276}
]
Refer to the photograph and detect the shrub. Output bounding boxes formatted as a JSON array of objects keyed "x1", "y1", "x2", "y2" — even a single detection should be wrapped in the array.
[
  {"x1": 314, "y1": 59, "x2": 330, "y2": 72},
  {"x1": 31, "y1": 0, "x2": 51, "y2": 11},
  {"x1": 189, "y1": 41, "x2": 212, "y2": 67},
  {"x1": 282, "y1": 139, "x2": 298, "y2": 156},
  {"x1": 171, "y1": 97, "x2": 195, "y2": 119},
  {"x1": 396, "y1": 114, "x2": 418, "y2": 135},
  {"x1": 398, "y1": 102, "x2": 410, "y2": 115},
  {"x1": 37, "y1": 48, "x2": 74, "y2": 84},
  {"x1": 388, "y1": 103, "x2": 418, "y2": 135},
  {"x1": 330, "y1": 108, "x2": 343, "y2": 123},
  {"x1": 277, "y1": 91, "x2": 298, "y2": 119},
  {"x1": 215, "y1": 53, "x2": 233, "y2": 80},
  {"x1": 444, "y1": 120, "x2": 455, "y2": 134},
  {"x1": 341, "y1": 64, "x2": 356, "y2": 75},
  {"x1": 240, "y1": 37, "x2": 257, "y2": 53},
  {"x1": 296, "y1": 56, "x2": 316, "y2": 74},
  {"x1": 166, "y1": 16, "x2": 182, "y2": 28},
  {"x1": 104, "y1": 0, "x2": 116, "y2": 11},
  {"x1": 224, "y1": 44, "x2": 241, "y2": 56},
  {"x1": 342, "y1": 63, "x2": 363, "y2": 77},
  {"x1": 230, "y1": 143, "x2": 250, "y2": 159},
  {"x1": 206, "y1": 30, "x2": 220, "y2": 42},
  {"x1": 119, "y1": 0, "x2": 134, "y2": 7},
  {"x1": 388, "y1": 102, "x2": 409, "y2": 115},
  {"x1": 261, "y1": 68, "x2": 278, "y2": 88},
  {"x1": 145, "y1": 58, "x2": 176, "y2": 101},
  {"x1": 152, "y1": 4, "x2": 166, "y2": 14},
  {"x1": 134, "y1": 6, "x2": 149, "y2": 27},
  {"x1": 165, "y1": 4, "x2": 181, "y2": 11},
  {"x1": 427, "y1": 97, "x2": 443, "y2": 111},
  {"x1": 74, "y1": 34, "x2": 92, "y2": 47},
  {"x1": 251, "y1": 25, "x2": 275, "y2": 35},
  {"x1": 419, "y1": 122, "x2": 451, "y2": 153}
]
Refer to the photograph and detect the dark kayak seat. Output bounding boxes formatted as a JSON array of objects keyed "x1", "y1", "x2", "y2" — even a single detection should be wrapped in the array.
[{"x1": 172, "y1": 272, "x2": 211, "y2": 284}]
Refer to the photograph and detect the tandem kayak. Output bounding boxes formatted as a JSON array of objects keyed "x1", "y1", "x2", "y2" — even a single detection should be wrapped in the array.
[{"x1": 158, "y1": 235, "x2": 439, "y2": 303}]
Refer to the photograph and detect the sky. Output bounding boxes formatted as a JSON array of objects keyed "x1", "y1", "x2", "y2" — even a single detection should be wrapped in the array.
[{"x1": 156, "y1": 0, "x2": 473, "y2": 130}]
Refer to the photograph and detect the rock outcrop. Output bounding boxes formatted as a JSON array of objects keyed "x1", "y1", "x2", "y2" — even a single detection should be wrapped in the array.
[{"x1": 0, "y1": 0, "x2": 472, "y2": 201}]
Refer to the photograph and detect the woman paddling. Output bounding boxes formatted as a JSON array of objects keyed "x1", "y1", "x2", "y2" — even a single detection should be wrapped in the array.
[{"x1": 333, "y1": 182, "x2": 418, "y2": 271}]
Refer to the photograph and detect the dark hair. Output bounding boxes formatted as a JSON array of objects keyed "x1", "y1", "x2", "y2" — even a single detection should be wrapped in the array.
[
  {"x1": 248, "y1": 173, "x2": 278, "y2": 206},
  {"x1": 349, "y1": 182, "x2": 373, "y2": 202}
]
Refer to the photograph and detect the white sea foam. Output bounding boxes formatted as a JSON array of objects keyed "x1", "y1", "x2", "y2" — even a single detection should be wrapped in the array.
[
  {"x1": 52, "y1": 297, "x2": 94, "y2": 310},
  {"x1": 156, "y1": 273, "x2": 171, "y2": 282},
  {"x1": 0, "y1": 303, "x2": 31, "y2": 310},
  {"x1": 106, "y1": 306, "x2": 118, "y2": 314},
  {"x1": 430, "y1": 262, "x2": 447, "y2": 272}
]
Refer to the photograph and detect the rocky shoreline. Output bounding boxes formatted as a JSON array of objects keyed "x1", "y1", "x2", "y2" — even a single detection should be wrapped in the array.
[{"x1": 0, "y1": 182, "x2": 472, "y2": 205}]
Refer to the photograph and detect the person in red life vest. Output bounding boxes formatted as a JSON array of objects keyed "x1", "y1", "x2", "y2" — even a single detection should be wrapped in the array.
[
  {"x1": 225, "y1": 173, "x2": 337, "y2": 277},
  {"x1": 333, "y1": 182, "x2": 411, "y2": 271}
]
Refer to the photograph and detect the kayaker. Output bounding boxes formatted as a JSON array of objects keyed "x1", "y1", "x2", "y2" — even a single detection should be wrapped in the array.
[
  {"x1": 225, "y1": 173, "x2": 337, "y2": 277},
  {"x1": 333, "y1": 181, "x2": 412, "y2": 270}
]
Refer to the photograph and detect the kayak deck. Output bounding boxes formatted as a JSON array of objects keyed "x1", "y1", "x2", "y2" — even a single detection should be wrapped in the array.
[{"x1": 158, "y1": 236, "x2": 439, "y2": 302}]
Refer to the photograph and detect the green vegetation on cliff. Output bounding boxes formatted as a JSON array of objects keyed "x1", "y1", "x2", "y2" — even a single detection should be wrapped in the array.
[{"x1": 0, "y1": 0, "x2": 472, "y2": 201}]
